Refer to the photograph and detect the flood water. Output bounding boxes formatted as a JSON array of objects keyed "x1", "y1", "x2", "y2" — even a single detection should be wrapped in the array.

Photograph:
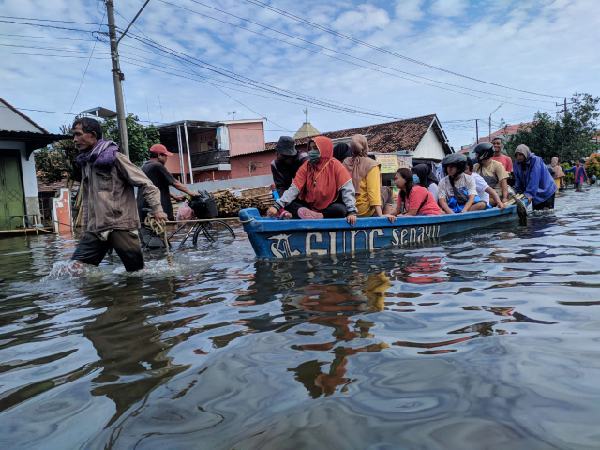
[{"x1": 1, "y1": 189, "x2": 599, "y2": 450}]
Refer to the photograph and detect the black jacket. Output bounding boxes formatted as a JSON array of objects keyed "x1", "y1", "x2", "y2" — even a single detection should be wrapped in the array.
[{"x1": 270, "y1": 152, "x2": 308, "y2": 196}]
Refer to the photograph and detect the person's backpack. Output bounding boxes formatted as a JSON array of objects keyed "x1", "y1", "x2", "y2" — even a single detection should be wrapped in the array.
[{"x1": 188, "y1": 191, "x2": 218, "y2": 219}]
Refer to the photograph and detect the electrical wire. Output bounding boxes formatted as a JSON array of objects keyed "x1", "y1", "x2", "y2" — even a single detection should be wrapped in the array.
[{"x1": 242, "y1": 0, "x2": 561, "y2": 99}]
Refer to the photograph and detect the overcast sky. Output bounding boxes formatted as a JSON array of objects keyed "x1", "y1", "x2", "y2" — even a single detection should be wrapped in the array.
[{"x1": 1, "y1": 0, "x2": 598, "y2": 148}]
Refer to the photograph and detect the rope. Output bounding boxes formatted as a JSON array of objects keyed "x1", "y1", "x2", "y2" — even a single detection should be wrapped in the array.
[{"x1": 144, "y1": 215, "x2": 173, "y2": 266}]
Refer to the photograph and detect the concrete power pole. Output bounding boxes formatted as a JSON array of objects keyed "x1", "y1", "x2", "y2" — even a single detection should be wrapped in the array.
[
  {"x1": 106, "y1": 0, "x2": 129, "y2": 157},
  {"x1": 475, "y1": 119, "x2": 479, "y2": 143}
]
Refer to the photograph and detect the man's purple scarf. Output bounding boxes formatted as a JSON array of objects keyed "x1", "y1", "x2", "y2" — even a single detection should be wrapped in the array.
[{"x1": 76, "y1": 139, "x2": 119, "y2": 171}]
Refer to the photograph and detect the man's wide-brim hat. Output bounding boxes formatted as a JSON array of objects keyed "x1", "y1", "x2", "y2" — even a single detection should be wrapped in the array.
[{"x1": 275, "y1": 136, "x2": 297, "y2": 156}]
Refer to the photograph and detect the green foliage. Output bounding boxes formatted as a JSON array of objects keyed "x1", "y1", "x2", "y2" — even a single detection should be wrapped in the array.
[
  {"x1": 101, "y1": 114, "x2": 160, "y2": 166},
  {"x1": 505, "y1": 93, "x2": 599, "y2": 162},
  {"x1": 585, "y1": 153, "x2": 600, "y2": 178},
  {"x1": 561, "y1": 162, "x2": 574, "y2": 185},
  {"x1": 35, "y1": 125, "x2": 78, "y2": 183}
]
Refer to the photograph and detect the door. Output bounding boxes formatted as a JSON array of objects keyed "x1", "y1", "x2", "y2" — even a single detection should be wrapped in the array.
[{"x1": 0, "y1": 154, "x2": 25, "y2": 230}]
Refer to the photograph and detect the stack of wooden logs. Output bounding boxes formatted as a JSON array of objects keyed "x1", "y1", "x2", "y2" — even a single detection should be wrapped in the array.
[{"x1": 212, "y1": 186, "x2": 274, "y2": 217}]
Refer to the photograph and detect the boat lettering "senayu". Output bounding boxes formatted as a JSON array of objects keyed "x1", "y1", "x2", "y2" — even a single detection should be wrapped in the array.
[{"x1": 268, "y1": 225, "x2": 442, "y2": 257}]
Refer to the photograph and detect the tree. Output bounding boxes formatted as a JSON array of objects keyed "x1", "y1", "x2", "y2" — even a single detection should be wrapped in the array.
[
  {"x1": 101, "y1": 114, "x2": 160, "y2": 166},
  {"x1": 35, "y1": 125, "x2": 78, "y2": 183},
  {"x1": 505, "y1": 93, "x2": 599, "y2": 162}
]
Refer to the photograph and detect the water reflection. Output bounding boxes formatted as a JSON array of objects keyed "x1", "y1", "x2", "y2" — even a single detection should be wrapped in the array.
[
  {"x1": 1, "y1": 190, "x2": 600, "y2": 449},
  {"x1": 83, "y1": 278, "x2": 187, "y2": 424}
]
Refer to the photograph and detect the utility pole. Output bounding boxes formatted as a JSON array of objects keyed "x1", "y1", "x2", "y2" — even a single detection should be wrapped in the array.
[
  {"x1": 475, "y1": 119, "x2": 479, "y2": 143},
  {"x1": 106, "y1": 0, "x2": 129, "y2": 157}
]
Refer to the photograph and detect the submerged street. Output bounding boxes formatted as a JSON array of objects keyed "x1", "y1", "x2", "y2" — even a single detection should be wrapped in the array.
[{"x1": 1, "y1": 188, "x2": 599, "y2": 449}]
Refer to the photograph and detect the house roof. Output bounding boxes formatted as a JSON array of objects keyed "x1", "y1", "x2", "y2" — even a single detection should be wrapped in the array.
[
  {"x1": 294, "y1": 122, "x2": 321, "y2": 140},
  {"x1": 79, "y1": 106, "x2": 117, "y2": 119},
  {"x1": 264, "y1": 114, "x2": 452, "y2": 155},
  {"x1": 476, "y1": 122, "x2": 533, "y2": 144},
  {"x1": 0, "y1": 98, "x2": 69, "y2": 157},
  {"x1": 0, "y1": 98, "x2": 48, "y2": 133}
]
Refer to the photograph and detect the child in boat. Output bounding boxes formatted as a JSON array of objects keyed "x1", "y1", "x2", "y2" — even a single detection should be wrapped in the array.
[
  {"x1": 385, "y1": 168, "x2": 441, "y2": 222},
  {"x1": 412, "y1": 163, "x2": 439, "y2": 200},
  {"x1": 438, "y1": 153, "x2": 487, "y2": 214},
  {"x1": 266, "y1": 136, "x2": 358, "y2": 224}
]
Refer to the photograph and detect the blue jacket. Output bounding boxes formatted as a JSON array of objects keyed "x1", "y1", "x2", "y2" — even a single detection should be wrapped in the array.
[{"x1": 514, "y1": 152, "x2": 557, "y2": 204}]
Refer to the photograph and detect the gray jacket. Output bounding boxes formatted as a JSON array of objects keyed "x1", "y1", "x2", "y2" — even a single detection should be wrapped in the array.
[{"x1": 80, "y1": 153, "x2": 163, "y2": 233}]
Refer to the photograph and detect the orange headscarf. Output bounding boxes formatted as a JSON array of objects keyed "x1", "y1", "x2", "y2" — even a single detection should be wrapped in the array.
[{"x1": 292, "y1": 136, "x2": 352, "y2": 211}]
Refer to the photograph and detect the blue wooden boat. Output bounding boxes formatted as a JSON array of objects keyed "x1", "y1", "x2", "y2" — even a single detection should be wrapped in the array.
[{"x1": 239, "y1": 201, "x2": 527, "y2": 259}]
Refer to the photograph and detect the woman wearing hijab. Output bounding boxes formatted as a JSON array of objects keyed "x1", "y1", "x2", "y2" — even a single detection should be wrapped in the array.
[
  {"x1": 266, "y1": 136, "x2": 358, "y2": 224},
  {"x1": 342, "y1": 134, "x2": 385, "y2": 217},
  {"x1": 513, "y1": 144, "x2": 557, "y2": 210},
  {"x1": 412, "y1": 163, "x2": 439, "y2": 200},
  {"x1": 549, "y1": 156, "x2": 565, "y2": 191}
]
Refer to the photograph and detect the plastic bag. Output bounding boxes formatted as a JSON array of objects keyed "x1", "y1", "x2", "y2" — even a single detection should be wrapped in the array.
[{"x1": 176, "y1": 202, "x2": 195, "y2": 221}]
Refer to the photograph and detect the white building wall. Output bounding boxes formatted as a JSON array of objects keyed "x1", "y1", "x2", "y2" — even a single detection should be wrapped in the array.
[{"x1": 412, "y1": 127, "x2": 446, "y2": 161}]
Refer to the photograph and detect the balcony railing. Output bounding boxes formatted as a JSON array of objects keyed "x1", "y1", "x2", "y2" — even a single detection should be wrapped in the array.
[{"x1": 190, "y1": 150, "x2": 230, "y2": 168}]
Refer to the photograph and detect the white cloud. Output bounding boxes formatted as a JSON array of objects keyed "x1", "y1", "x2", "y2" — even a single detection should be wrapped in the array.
[
  {"x1": 430, "y1": 0, "x2": 469, "y2": 17},
  {"x1": 395, "y1": 0, "x2": 424, "y2": 22},
  {"x1": 333, "y1": 4, "x2": 390, "y2": 32},
  {"x1": 0, "y1": 0, "x2": 599, "y2": 149}
]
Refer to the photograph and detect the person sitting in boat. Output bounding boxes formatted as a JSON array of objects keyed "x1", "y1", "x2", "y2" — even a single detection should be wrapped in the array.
[
  {"x1": 270, "y1": 136, "x2": 308, "y2": 197},
  {"x1": 342, "y1": 134, "x2": 386, "y2": 218},
  {"x1": 472, "y1": 143, "x2": 510, "y2": 206},
  {"x1": 412, "y1": 163, "x2": 439, "y2": 200},
  {"x1": 333, "y1": 142, "x2": 352, "y2": 163},
  {"x1": 385, "y1": 168, "x2": 441, "y2": 221},
  {"x1": 564, "y1": 158, "x2": 589, "y2": 192},
  {"x1": 266, "y1": 136, "x2": 358, "y2": 224},
  {"x1": 438, "y1": 153, "x2": 487, "y2": 214},
  {"x1": 465, "y1": 157, "x2": 505, "y2": 209},
  {"x1": 513, "y1": 144, "x2": 557, "y2": 210}
]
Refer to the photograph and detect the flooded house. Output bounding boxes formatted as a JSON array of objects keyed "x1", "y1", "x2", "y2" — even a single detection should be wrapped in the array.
[{"x1": 0, "y1": 98, "x2": 66, "y2": 232}]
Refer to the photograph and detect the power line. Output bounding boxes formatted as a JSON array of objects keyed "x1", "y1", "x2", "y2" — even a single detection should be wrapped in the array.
[
  {"x1": 116, "y1": 0, "x2": 151, "y2": 45},
  {"x1": 160, "y1": 0, "x2": 555, "y2": 109},
  {"x1": 242, "y1": 0, "x2": 561, "y2": 99},
  {"x1": 69, "y1": 9, "x2": 107, "y2": 113},
  {"x1": 121, "y1": 30, "x2": 408, "y2": 120}
]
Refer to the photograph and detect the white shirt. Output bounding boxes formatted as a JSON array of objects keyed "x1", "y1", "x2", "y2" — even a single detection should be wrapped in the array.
[
  {"x1": 469, "y1": 173, "x2": 490, "y2": 204},
  {"x1": 438, "y1": 173, "x2": 477, "y2": 200}
]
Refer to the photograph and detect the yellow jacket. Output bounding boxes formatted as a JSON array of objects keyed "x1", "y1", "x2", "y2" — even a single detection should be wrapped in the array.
[{"x1": 356, "y1": 166, "x2": 382, "y2": 217}]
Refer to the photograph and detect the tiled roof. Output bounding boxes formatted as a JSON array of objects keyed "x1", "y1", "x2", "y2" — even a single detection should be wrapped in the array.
[
  {"x1": 266, "y1": 114, "x2": 441, "y2": 153},
  {"x1": 476, "y1": 122, "x2": 533, "y2": 144}
]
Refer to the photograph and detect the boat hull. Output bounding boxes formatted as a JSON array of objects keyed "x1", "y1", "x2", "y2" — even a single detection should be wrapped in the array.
[{"x1": 239, "y1": 206, "x2": 519, "y2": 259}]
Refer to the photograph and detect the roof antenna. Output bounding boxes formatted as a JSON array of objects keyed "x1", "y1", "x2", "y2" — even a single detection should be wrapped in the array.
[{"x1": 303, "y1": 107, "x2": 308, "y2": 124}]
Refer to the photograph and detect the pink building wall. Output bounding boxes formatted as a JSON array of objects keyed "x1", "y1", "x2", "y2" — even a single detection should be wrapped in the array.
[
  {"x1": 230, "y1": 151, "x2": 275, "y2": 179},
  {"x1": 227, "y1": 122, "x2": 265, "y2": 157}
]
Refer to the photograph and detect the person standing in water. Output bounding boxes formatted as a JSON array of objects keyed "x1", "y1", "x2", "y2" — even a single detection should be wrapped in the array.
[
  {"x1": 137, "y1": 143, "x2": 198, "y2": 222},
  {"x1": 70, "y1": 117, "x2": 167, "y2": 272},
  {"x1": 513, "y1": 144, "x2": 557, "y2": 210}
]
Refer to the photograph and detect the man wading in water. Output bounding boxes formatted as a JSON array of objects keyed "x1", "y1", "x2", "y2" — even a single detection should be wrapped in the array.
[{"x1": 70, "y1": 117, "x2": 167, "y2": 272}]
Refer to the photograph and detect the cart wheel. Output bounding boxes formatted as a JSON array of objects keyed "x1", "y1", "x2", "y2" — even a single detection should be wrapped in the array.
[{"x1": 192, "y1": 221, "x2": 235, "y2": 245}]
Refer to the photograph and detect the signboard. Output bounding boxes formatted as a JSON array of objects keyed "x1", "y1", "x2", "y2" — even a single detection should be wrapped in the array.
[
  {"x1": 374, "y1": 153, "x2": 412, "y2": 173},
  {"x1": 375, "y1": 154, "x2": 399, "y2": 174}
]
